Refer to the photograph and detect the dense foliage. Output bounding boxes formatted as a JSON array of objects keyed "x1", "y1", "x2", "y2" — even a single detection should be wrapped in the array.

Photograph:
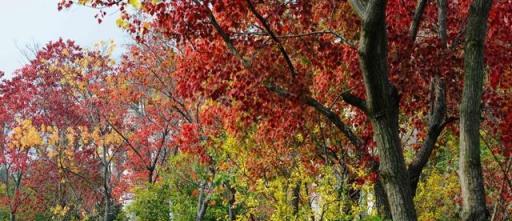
[{"x1": 0, "y1": 0, "x2": 510, "y2": 220}]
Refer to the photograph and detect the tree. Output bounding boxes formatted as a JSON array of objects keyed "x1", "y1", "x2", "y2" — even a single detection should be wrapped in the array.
[
  {"x1": 0, "y1": 40, "x2": 123, "y2": 221},
  {"x1": 1, "y1": 1, "x2": 512, "y2": 220},
  {"x1": 58, "y1": 0, "x2": 512, "y2": 219},
  {"x1": 459, "y1": 0, "x2": 493, "y2": 220}
]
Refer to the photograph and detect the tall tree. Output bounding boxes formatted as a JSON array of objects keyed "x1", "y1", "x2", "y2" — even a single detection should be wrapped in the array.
[
  {"x1": 351, "y1": 1, "x2": 417, "y2": 219},
  {"x1": 58, "y1": 0, "x2": 512, "y2": 219},
  {"x1": 459, "y1": 0, "x2": 493, "y2": 220}
]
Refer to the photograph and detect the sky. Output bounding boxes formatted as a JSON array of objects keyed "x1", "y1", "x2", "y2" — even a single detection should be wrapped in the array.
[{"x1": 0, "y1": 0, "x2": 130, "y2": 79}]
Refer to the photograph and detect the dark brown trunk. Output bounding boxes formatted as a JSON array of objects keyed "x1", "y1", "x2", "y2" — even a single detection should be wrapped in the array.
[
  {"x1": 410, "y1": 0, "x2": 429, "y2": 41},
  {"x1": 374, "y1": 179, "x2": 392, "y2": 220},
  {"x1": 459, "y1": 0, "x2": 493, "y2": 220},
  {"x1": 437, "y1": 0, "x2": 448, "y2": 45},
  {"x1": 148, "y1": 167, "x2": 155, "y2": 184},
  {"x1": 291, "y1": 182, "x2": 301, "y2": 216},
  {"x1": 224, "y1": 183, "x2": 237, "y2": 221},
  {"x1": 408, "y1": 76, "x2": 447, "y2": 196},
  {"x1": 357, "y1": 0, "x2": 417, "y2": 220}
]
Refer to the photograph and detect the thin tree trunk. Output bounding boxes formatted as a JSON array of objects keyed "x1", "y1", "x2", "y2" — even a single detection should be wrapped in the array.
[
  {"x1": 10, "y1": 173, "x2": 21, "y2": 221},
  {"x1": 356, "y1": 0, "x2": 417, "y2": 220},
  {"x1": 291, "y1": 181, "x2": 301, "y2": 216},
  {"x1": 410, "y1": 0, "x2": 429, "y2": 41},
  {"x1": 223, "y1": 182, "x2": 237, "y2": 221},
  {"x1": 437, "y1": 0, "x2": 448, "y2": 46},
  {"x1": 459, "y1": 0, "x2": 493, "y2": 220},
  {"x1": 103, "y1": 145, "x2": 113, "y2": 221},
  {"x1": 196, "y1": 181, "x2": 209, "y2": 221},
  {"x1": 227, "y1": 186, "x2": 236, "y2": 221},
  {"x1": 148, "y1": 167, "x2": 155, "y2": 184},
  {"x1": 104, "y1": 192, "x2": 111, "y2": 221},
  {"x1": 408, "y1": 76, "x2": 447, "y2": 196}
]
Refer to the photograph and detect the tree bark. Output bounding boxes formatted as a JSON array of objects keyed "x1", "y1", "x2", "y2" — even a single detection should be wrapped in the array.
[
  {"x1": 459, "y1": 0, "x2": 493, "y2": 220},
  {"x1": 103, "y1": 194, "x2": 111, "y2": 221},
  {"x1": 410, "y1": 0, "x2": 429, "y2": 42},
  {"x1": 196, "y1": 181, "x2": 209, "y2": 221},
  {"x1": 437, "y1": 0, "x2": 448, "y2": 46},
  {"x1": 291, "y1": 182, "x2": 301, "y2": 216},
  {"x1": 357, "y1": 0, "x2": 417, "y2": 220},
  {"x1": 103, "y1": 145, "x2": 114, "y2": 221},
  {"x1": 148, "y1": 167, "x2": 155, "y2": 184},
  {"x1": 374, "y1": 179, "x2": 392, "y2": 220},
  {"x1": 227, "y1": 185, "x2": 236, "y2": 221},
  {"x1": 408, "y1": 76, "x2": 447, "y2": 196}
]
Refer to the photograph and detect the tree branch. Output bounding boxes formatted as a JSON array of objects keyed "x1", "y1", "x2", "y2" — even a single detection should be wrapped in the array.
[
  {"x1": 245, "y1": 0, "x2": 298, "y2": 78},
  {"x1": 265, "y1": 82, "x2": 364, "y2": 148},
  {"x1": 437, "y1": 0, "x2": 448, "y2": 46},
  {"x1": 204, "y1": 9, "x2": 250, "y2": 67},
  {"x1": 341, "y1": 90, "x2": 369, "y2": 114},
  {"x1": 481, "y1": 134, "x2": 512, "y2": 192},
  {"x1": 409, "y1": 0, "x2": 429, "y2": 42},
  {"x1": 203, "y1": 4, "x2": 364, "y2": 150},
  {"x1": 234, "y1": 30, "x2": 356, "y2": 48},
  {"x1": 407, "y1": 76, "x2": 451, "y2": 196},
  {"x1": 104, "y1": 118, "x2": 147, "y2": 167},
  {"x1": 348, "y1": 0, "x2": 367, "y2": 19}
]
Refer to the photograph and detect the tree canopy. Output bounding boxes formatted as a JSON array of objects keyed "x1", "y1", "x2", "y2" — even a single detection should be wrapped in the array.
[{"x1": 0, "y1": 0, "x2": 511, "y2": 220}]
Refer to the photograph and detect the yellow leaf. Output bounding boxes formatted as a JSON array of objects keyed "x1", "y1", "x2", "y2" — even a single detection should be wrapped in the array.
[
  {"x1": 116, "y1": 17, "x2": 129, "y2": 29},
  {"x1": 128, "y1": 0, "x2": 142, "y2": 9}
]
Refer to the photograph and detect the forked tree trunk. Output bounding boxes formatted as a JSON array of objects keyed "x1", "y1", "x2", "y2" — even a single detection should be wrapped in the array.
[
  {"x1": 357, "y1": 0, "x2": 417, "y2": 220},
  {"x1": 459, "y1": 0, "x2": 493, "y2": 220}
]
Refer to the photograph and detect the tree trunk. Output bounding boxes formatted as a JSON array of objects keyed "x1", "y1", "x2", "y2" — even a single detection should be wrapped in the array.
[
  {"x1": 357, "y1": 1, "x2": 417, "y2": 220},
  {"x1": 196, "y1": 181, "x2": 209, "y2": 221},
  {"x1": 291, "y1": 181, "x2": 301, "y2": 216},
  {"x1": 104, "y1": 196, "x2": 111, "y2": 221},
  {"x1": 148, "y1": 167, "x2": 155, "y2": 184},
  {"x1": 408, "y1": 76, "x2": 447, "y2": 196},
  {"x1": 374, "y1": 179, "x2": 392, "y2": 220},
  {"x1": 224, "y1": 182, "x2": 237, "y2": 221},
  {"x1": 103, "y1": 146, "x2": 113, "y2": 221},
  {"x1": 9, "y1": 173, "x2": 21, "y2": 221},
  {"x1": 227, "y1": 188, "x2": 236, "y2": 221},
  {"x1": 459, "y1": 0, "x2": 493, "y2": 220}
]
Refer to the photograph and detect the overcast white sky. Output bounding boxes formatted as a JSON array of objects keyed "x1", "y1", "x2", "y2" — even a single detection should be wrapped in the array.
[{"x1": 0, "y1": 0, "x2": 129, "y2": 79}]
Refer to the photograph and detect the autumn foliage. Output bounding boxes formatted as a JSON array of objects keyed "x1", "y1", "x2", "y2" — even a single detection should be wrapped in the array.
[{"x1": 0, "y1": 0, "x2": 511, "y2": 220}]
